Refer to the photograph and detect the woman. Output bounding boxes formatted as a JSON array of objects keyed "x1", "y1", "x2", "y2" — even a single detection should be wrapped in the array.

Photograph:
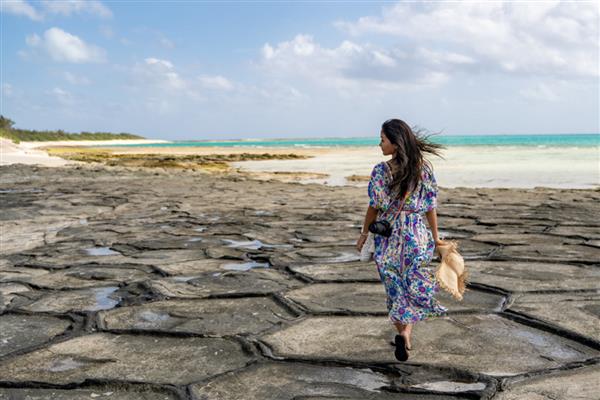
[{"x1": 356, "y1": 119, "x2": 447, "y2": 362}]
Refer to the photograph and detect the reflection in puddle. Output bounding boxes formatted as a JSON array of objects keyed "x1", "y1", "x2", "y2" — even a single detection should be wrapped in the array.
[
  {"x1": 412, "y1": 381, "x2": 486, "y2": 392},
  {"x1": 85, "y1": 247, "x2": 121, "y2": 256},
  {"x1": 254, "y1": 210, "x2": 273, "y2": 216},
  {"x1": 0, "y1": 188, "x2": 44, "y2": 194},
  {"x1": 92, "y1": 287, "x2": 120, "y2": 311},
  {"x1": 48, "y1": 357, "x2": 86, "y2": 372},
  {"x1": 223, "y1": 239, "x2": 293, "y2": 250},
  {"x1": 222, "y1": 261, "x2": 270, "y2": 271},
  {"x1": 137, "y1": 310, "x2": 170, "y2": 326},
  {"x1": 172, "y1": 276, "x2": 196, "y2": 282}
]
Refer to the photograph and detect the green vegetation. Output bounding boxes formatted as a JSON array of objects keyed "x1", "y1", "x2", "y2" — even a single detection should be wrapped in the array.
[{"x1": 0, "y1": 116, "x2": 144, "y2": 143}]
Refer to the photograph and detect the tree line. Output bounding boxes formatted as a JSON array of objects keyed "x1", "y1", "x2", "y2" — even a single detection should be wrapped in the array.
[{"x1": 0, "y1": 116, "x2": 144, "y2": 143}]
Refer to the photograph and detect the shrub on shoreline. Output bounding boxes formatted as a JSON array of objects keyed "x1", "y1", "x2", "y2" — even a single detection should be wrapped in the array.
[{"x1": 0, "y1": 115, "x2": 144, "y2": 143}]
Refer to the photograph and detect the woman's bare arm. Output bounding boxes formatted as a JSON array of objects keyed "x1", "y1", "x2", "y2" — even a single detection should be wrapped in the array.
[{"x1": 425, "y1": 208, "x2": 444, "y2": 245}]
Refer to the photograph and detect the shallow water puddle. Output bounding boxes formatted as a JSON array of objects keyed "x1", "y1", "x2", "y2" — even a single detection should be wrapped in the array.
[
  {"x1": 48, "y1": 357, "x2": 86, "y2": 372},
  {"x1": 84, "y1": 247, "x2": 121, "y2": 256},
  {"x1": 0, "y1": 188, "x2": 44, "y2": 194},
  {"x1": 223, "y1": 239, "x2": 293, "y2": 250},
  {"x1": 222, "y1": 261, "x2": 270, "y2": 271},
  {"x1": 412, "y1": 381, "x2": 486, "y2": 392},
  {"x1": 138, "y1": 310, "x2": 170, "y2": 324},
  {"x1": 171, "y1": 276, "x2": 197, "y2": 282},
  {"x1": 92, "y1": 287, "x2": 120, "y2": 311}
]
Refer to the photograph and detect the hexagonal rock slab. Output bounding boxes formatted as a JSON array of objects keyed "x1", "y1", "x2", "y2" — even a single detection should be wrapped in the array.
[
  {"x1": 0, "y1": 333, "x2": 252, "y2": 385},
  {"x1": 154, "y1": 258, "x2": 229, "y2": 276},
  {"x1": 509, "y1": 292, "x2": 600, "y2": 340},
  {"x1": 495, "y1": 365, "x2": 600, "y2": 400},
  {"x1": 99, "y1": 297, "x2": 297, "y2": 335},
  {"x1": 6, "y1": 264, "x2": 155, "y2": 290},
  {"x1": 471, "y1": 234, "x2": 597, "y2": 262},
  {"x1": 191, "y1": 362, "x2": 476, "y2": 400},
  {"x1": 285, "y1": 283, "x2": 505, "y2": 315},
  {"x1": 16, "y1": 286, "x2": 120, "y2": 313},
  {"x1": 0, "y1": 282, "x2": 30, "y2": 312},
  {"x1": 285, "y1": 283, "x2": 387, "y2": 314},
  {"x1": 148, "y1": 269, "x2": 302, "y2": 299},
  {"x1": 0, "y1": 387, "x2": 179, "y2": 400},
  {"x1": 0, "y1": 314, "x2": 71, "y2": 357},
  {"x1": 468, "y1": 261, "x2": 600, "y2": 292},
  {"x1": 259, "y1": 315, "x2": 598, "y2": 376},
  {"x1": 289, "y1": 262, "x2": 380, "y2": 282}
]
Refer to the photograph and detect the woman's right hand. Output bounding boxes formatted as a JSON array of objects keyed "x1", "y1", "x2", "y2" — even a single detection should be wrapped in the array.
[{"x1": 356, "y1": 234, "x2": 367, "y2": 252}]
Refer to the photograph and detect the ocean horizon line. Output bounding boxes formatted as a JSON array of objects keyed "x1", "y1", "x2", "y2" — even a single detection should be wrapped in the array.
[{"x1": 105, "y1": 133, "x2": 599, "y2": 148}]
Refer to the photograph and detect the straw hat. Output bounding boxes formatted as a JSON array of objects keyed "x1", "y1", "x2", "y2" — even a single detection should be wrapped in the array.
[{"x1": 435, "y1": 240, "x2": 468, "y2": 301}]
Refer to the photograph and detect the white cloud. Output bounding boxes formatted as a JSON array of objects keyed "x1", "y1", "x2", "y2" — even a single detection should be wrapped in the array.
[
  {"x1": 26, "y1": 27, "x2": 106, "y2": 63},
  {"x1": 2, "y1": 0, "x2": 43, "y2": 21},
  {"x1": 260, "y1": 34, "x2": 451, "y2": 93},
  {"x1": 48, "y1": 87, "x2": 74, "y2": 105},
  {"x1": 2, "y1": 83, "x2": 13, "y2": 97},
  {"x1": 199, "y1": 75, "x2": 234, "y2": 91},
  {"x1": 520, "y1": 82, "x2": 559, "y2": 102},
  {"x1": 135, "y1": 58, "x2": 186, "y2": 91},
  {"x1": 25, "y1": 33, "x2": 41, "y2": 46},
  {"x1": 41, "y1": 0, "x2": 112, "y2": 18},
  {"x1": 64, "y1": 72, "x2": 91, "y2": 85},
  {"x1": 336, "y1": 1, "x2": 600, "y2": 78}
]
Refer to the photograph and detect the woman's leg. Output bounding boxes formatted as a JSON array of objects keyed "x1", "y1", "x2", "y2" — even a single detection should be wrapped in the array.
[{"x1": 394, "y1": 322, "x2": 413, "y2": 350}]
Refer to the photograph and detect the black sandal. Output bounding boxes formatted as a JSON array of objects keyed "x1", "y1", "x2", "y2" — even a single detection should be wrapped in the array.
[{"x1": 394, "y1": 335, "x2": 409, "y2": 362}]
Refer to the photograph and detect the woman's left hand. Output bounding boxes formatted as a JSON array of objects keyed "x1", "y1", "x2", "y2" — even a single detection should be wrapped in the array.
[{"x1": 356, "y1": 234, "x2": 367, "y2": 252}]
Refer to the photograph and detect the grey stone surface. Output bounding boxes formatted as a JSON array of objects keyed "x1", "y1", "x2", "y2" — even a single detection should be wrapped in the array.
[
  {"x1": 285, "y1": 283, "x2": 504, "y2": 314},
  {"x1": 0, "y1": 333, "x2": 252, "y2": 385},
  {"x1": 1, "y1": 165, "x2": 599, "y2": 398},
  {"x1": 99, "y1": 297, "x2": 297, "y2": 335},
  {"x1": 495, "y1": 365, "x2": 600, "y2": 400},
  {"x1": 0, "y1": 314, "x2": 71, "y2": 357},
  {"x1": 285, "y1": 283, "x2": 387, "y2": 313},
  {"x1": 260, "y1": 315, "x2": 598, "y2": 376},
  {"x1": 509, "y1": 291, "x2": 600, "y2": 339},
  {"x1": 0, "y1": 282, "x2": 30, "y2": 311},
  {"x1": 191, "y1": 362, "x2": 476, "y2": 400},
  {"x1": 289, "y1": 261, "x2": 380, "y2": 282},
  {"x1": 16, "y1": 286, "x2": 121, "y2": 313},
  {"x1": 468, "y1": 261, "x2": 600, "y2": 292},
  {"x1": 0, "y1": 387, "x2": 179, "y2": 399},
  {"x1": 148, "y1": 269, "x2": 302, "y2": 299}
]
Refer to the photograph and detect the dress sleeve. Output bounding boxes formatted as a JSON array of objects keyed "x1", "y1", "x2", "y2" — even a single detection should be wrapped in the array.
[
  {"x1": 368, "y1": 163, "x2": 390, "y2": 212},
  {"x1": 422, "y1": 165, "x2": 438, "y2": 212}
]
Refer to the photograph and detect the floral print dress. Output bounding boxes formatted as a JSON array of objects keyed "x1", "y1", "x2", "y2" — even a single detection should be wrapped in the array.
[{"x1": 368, "y1": 161, "x2": 447, "y2": 324}]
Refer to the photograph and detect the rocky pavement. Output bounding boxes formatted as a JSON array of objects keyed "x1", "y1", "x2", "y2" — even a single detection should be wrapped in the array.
[{"x1": 0, "y1": 164, "x2": 598, "y2": 399}]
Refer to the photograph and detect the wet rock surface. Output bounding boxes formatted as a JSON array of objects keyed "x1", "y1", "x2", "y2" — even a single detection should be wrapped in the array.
[{"x1": 0, "y1": 165, "x2": 598, "y2": 399}]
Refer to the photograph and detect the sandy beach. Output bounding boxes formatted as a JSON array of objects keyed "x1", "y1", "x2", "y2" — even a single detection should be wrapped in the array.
[
  {"x1": 0, "y1": 162, "x2": 598, "y2": 399},
  {"x1": 7, "y1": 138, "x2": 596, "y2": 188}
]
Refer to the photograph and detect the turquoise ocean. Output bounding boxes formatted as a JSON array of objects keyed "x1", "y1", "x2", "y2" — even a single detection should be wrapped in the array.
[{"x1": 108, "y1": 134, "x2": 598, "y2": 148}]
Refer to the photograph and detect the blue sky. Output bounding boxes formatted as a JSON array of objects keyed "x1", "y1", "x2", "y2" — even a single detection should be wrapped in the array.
[{"x1": 2, "y1": 1, "x2": 599, "y2": 139}]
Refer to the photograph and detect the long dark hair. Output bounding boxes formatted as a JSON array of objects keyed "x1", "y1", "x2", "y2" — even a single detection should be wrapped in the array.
[{"x1": 381, "y1": 119, "x2": 444, "y2": 200}]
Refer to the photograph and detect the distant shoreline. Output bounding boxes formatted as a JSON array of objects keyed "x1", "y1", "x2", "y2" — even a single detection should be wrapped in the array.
[{"x1": 21, "y1": 139, "x2": 171, "y2": 149}]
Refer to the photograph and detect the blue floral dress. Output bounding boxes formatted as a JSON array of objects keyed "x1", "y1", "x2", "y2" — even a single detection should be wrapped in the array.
[{"x1": 368, "y1": 161, "x2": 447, "y2": 324}]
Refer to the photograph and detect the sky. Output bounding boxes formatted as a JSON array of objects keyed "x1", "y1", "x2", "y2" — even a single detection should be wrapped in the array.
[{"x1": 1, "y1": 0, "x2": 599, "y2": 140}]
